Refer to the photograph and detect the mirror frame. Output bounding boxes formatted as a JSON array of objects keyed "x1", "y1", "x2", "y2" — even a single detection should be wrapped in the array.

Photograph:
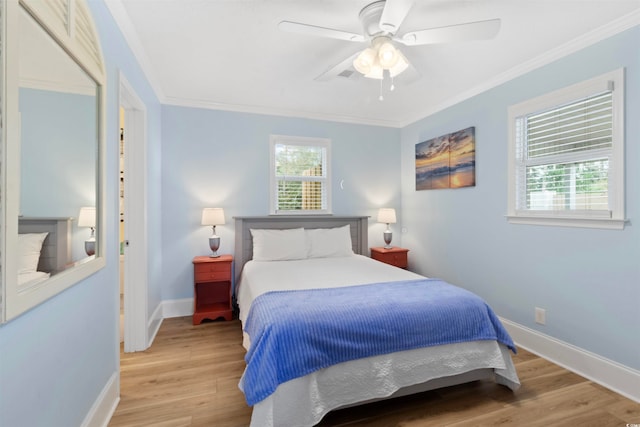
[{"x1": 1, "y1": 0, "x2": 106, "y2": 322}]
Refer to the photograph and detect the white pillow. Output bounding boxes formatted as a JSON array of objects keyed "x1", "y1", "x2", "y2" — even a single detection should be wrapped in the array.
[
  {"x1": 306, "y1": 225, "x2": 354, "y2": 258},
  {"x1": 250, "y1": 228, "x2": 308, "y2": 261},
  {"x1": 18, "y1": 232, "x2": 48, "y2": 273}
]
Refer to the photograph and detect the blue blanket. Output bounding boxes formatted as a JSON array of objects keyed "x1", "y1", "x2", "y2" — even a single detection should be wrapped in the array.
[{"x1": 241, "y1": 279, "x2": 515, "y2": 406}]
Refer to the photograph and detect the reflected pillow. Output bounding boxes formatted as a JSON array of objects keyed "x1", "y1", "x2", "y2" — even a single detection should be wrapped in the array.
[
  {"x1": 18, "y1": 232, "x2": 48, "y2": 273},
  {"x1": 250, "y1": 228, "x2": 308, "y2": 261},
  {"x1": 307, "y1": 225, "x2": 353, "y2": 258}
]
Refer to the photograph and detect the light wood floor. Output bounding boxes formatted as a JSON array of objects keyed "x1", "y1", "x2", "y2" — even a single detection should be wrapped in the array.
[{"x1": 109, "y1": 317, "x2": 640, "y2": 427}]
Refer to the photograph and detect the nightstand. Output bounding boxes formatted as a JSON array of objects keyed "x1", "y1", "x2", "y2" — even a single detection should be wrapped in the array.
[
  {"x1": 370, "y1": 247, "x2": 409, "y2": 269},
  {"x1": 192, "y1": 255, "x2": 233, "y2": 324}
]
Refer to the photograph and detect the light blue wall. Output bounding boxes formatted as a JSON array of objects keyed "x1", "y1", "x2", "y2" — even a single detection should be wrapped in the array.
[
  {"x1": 160, "y1": 106, "x2": 401, "y2": 300},
  {"x1": 0, "y1": 0, "x2": 162, "y2": 425},
  {"x1": 400, "y1": 26, "x2": 640, "y2": 370},
  {"x1": 2, "y1": 1, "x2": 638, "y2": 425},
  {"x1": 19, "y1": 88, "x2": 97, "y2": 261}
]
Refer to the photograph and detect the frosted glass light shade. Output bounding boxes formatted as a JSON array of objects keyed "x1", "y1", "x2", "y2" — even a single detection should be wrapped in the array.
[
  {"x1": 378, "y1": 41, "x2": 399, "y2": 68},
  {"x1": 353, "y1": 47, "x2": 376, "y2": 75}
]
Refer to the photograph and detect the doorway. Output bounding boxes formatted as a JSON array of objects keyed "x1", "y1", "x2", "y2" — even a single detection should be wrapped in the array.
[{"x1": 119, "y1": 73, "x2": 149, "y2": 352}]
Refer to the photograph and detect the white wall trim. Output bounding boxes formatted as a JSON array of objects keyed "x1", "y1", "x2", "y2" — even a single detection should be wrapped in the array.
[
  {"x1": 400, "y1": 8, "x2": 640, "y2": 127},
  {"x1": 104, "y1": 1, "x2": 165, "y2": 101},
  {"x1": 162, "y1": 95, "x2": 402, "y2": 128},
  {"x1": 147, "y1": 301, "x2": 163, "y2": 347},
  {"x1": 80, "y1": 370, "x2": 120, "y2": 427},
  {"x1": 501, "y1": 318, "x2": 640, "y2": 404},
  {"x1": 119, "y1": 71, "x2": 150, "y2": 353},
  {"x1": 162, "y1": 297, "x2": 194, "y2": 319}
]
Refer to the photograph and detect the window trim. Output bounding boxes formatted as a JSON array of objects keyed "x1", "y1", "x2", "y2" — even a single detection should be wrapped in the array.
[
  {"x1": 269, "y1": 134, "x2": 332, "y2": 215},
  {"x1": 507, "y1": 68, "x2": 626, "y2": 229}
]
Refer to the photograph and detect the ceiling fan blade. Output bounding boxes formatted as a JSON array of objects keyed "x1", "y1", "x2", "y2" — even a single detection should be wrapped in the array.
[
  {"x1": 279, "y1": 21, "x2": 365, "y2": 42},
  {"x1": 314, "y1": 51, "x2": 361, "y2": 82},
  {"x1": 400, "y1": 18, "x2": 501, "y2": 46},
  {"x1": 379, "y1": 0, "x2": 414, "y2": 34}
]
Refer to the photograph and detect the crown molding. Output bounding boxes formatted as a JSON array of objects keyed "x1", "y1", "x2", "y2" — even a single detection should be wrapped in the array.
[
  {"x1": 104, "y1": 0, "x2": 166, "y2": 101},
  {"x1": 163, "y1": 96, "x2": 403, "y2": 128},
  {"x1": 399, "y1": 9, "x2": 640, "y2": 128}
]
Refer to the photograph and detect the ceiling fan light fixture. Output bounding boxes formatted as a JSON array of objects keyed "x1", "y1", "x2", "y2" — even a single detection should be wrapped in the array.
[
  {"x1": 353, "y1": 47, "x2": 377, "y2": 75},
  {"x1": 355, "y1": 36, "x2": 408, "y2": 81},
  {"x1": 388, "y1": 50, "x2": 409, "y2": 77},
  {"x1": 377, "y1": 40, "x2": 399, "y2": 68},
  {"x1": 364, "y1": 61, "x2": 384, "y2": 79}
]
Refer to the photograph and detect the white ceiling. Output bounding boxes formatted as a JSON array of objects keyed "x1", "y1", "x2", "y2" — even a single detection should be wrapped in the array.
[{"x1": 106, "y1": 0, "x2": 640, "y2": 127}]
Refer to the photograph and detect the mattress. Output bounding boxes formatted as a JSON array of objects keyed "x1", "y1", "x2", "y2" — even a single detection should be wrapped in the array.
[{"x1": 237, "y1": 254, "x2": 520, "y2": 427}]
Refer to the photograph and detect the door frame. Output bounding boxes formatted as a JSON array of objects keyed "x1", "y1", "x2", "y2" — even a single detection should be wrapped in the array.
[{"x1": 118, "y1": 72, "x2": 149, "y2": 352}]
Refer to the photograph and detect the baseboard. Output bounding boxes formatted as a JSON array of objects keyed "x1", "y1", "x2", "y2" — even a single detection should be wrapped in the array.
[
  {"x1": 81, "y1": 370, "x2": 120, "y2": 427},
  {"x1": 147, "y1": 302, "x2": 164, "y2": 347},
  {"x1": 500, "y1": 317, "x2": 640, "y2": 403},
  {"x1": 161, "y1": 297, "x2": 193, "y2": 318}
]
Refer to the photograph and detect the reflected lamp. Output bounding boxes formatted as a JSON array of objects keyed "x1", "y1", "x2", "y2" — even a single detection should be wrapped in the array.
[{"x1": 78, "y1": 206, "x2": 96, "y2": 256}]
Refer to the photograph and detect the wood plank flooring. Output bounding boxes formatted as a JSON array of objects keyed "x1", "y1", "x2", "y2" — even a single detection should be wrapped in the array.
[{"x1": 109, "y1": 317, "x2": 640, "y2": 427}]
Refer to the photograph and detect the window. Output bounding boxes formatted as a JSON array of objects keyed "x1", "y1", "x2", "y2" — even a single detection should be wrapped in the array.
[
  {"x1": 270, "y1": 135, "x2": 331, "y2": 214},
  {"x1": 507, "y1": 69, "x2": 625, "y2": 229}
]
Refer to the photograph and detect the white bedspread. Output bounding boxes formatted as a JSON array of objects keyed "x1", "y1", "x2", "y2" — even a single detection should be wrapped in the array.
[{"x1": 237, "y1": 255, "x2": 520, "y2": 427}]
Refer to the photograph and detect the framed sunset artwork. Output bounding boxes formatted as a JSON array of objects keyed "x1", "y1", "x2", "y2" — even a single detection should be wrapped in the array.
[{"x1": 415, "y1": 127, "x2": 476, "y2": 190}]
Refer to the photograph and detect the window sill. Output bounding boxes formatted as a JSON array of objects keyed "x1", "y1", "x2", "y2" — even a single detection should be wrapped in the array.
[{"x1": 506, "y1": 215, "x2": 627, "y2": 230}]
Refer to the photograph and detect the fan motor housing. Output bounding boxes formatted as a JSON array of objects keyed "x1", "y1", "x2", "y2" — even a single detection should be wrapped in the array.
[{"x1": 359, "y1": 1, "x2": 388, "y2": 38}]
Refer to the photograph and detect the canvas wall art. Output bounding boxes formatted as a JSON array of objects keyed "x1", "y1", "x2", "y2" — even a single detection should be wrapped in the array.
[{"x1": 415, "y1": 126, "x2": 476, "y2": 190}]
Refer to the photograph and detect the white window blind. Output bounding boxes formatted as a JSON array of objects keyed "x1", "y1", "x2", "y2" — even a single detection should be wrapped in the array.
[
  {"x1": 508, "y1": 68, "x2": 625, "y2": 229},
  {"x1": 270, "y1": 135, "x2": 331, "y2": 214}
]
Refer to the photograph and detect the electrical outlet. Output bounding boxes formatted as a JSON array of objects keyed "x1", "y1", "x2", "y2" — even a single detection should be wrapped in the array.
[{"x1": 535, "y1": 307, "x2": 546, "y2": 325}]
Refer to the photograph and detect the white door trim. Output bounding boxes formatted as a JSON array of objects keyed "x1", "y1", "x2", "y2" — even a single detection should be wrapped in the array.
[{"x1": 118, "y1": 72, "x2": 149, "y2": 352}]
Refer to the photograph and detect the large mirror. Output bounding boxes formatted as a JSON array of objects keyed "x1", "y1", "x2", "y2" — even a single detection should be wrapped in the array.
[{"x1": 1, "y1": 0, "x2": 106, "y2": 322}]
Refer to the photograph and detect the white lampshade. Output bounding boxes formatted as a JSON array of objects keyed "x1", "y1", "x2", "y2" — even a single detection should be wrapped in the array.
[
  {"x1": 377, "y1": 208, "x2": 396, "y2": 224},
  {"x1": 201, "y1": 208, "x2": 225, "y2": 226},
  {"x1": 78, "y1": 207, "x2": 96, "y2": 228}
]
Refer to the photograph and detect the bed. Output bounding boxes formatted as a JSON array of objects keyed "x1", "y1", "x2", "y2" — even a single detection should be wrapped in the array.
[
  {"x1": 234, "y1": 216, "x2": 520, "y2": 427},
  {"x1": 18, "y1": 217, "x2": 72, "y2": 289}
]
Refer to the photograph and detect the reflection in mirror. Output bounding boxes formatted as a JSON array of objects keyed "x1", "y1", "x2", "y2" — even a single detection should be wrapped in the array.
[
  {"x1": 18, "y1": 4, "x2": 98, "y2": 287},
  {"x1": 2, "y1": 0, "x2": 105, "y2": 322}
]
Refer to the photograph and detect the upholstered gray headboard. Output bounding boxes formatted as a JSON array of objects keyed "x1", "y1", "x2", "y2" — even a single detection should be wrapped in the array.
[
  {"x1": 18, "y1": 217, "x2": 72, "y2": 274},
  {"x1": 233, "y1": 216, "x2": 368, "y2": 283}
]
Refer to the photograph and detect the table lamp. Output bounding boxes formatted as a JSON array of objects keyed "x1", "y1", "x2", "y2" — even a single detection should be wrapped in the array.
[
  {"x1": 201, "y1": 208, "x2": 225, "y2": 257},
  {"x1": 377, "y1": 208, "x2": 396, "y2": 249}
]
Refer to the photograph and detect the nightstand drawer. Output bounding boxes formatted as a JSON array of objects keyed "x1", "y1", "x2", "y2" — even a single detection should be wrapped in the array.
[
  {"x1": 370, "y1": 247, "x2": 409, "y2": 269},
  {"x1": 376, "y1": 252, "x2": 407, "y2": 268},
  {"x1": 194, "y1": 262, "x2": 231, "y2": 282}
]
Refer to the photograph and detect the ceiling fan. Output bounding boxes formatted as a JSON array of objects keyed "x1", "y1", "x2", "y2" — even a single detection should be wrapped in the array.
[{"x1": 279, "y1": 0, "x2": 500, "y2": 96}]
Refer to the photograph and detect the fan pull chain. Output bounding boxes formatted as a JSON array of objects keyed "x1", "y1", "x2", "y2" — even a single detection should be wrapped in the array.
[
  {"x1": 390, "y1": 76, "x2": 395, "y2": 91},
  {"x1": 379, "y1": 78, "x2": 384, "y2": 101}
]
